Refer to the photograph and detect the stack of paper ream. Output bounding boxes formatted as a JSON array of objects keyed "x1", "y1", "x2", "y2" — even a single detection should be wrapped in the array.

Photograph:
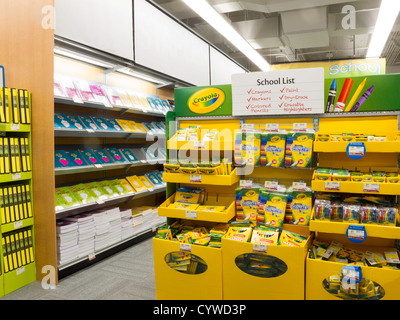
[
  {"x1": 120, "y1": 209, "x2": 135, "y2": 239},
  {"x1": 91, "y1": 209, "x2": 111, "y2": 251},
  {"x1": 107, "y1": 207, "x2": 122, "y2": 245},
  {"x1": 56, "y1": 220, "x2": 79, "y2": 266},
  {"x1": 65, "y1": 213, "x2": 95, "y2": 258},
  {"x1": 131, "y1": 206, "x2": 165, "y2": 233}
]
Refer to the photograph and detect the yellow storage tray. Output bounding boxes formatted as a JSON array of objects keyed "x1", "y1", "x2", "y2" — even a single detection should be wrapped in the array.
[
  {"x1": 311, "y1": 171, "x2": 400, "y2": 195},
  {"x1": 167, "y1": 134, "x2": 233, "y2": 151},
  {"x1": 153, "y1": 237, "x2": 223, "y2": 300},
  {"x1": 221, "y1": 225, "x2": 312, "y2": 300},
  {"x1": 310, "y1": 207, "x2": 400, "y2": 240},
  {"x1": 306, "y1": 246, "x2": 400, "y2": 300},
  {"x1": 314, "y1": 140, "x2": 400, "y2": 153},
  {"x1": 163, "y1": 168, "x2": 240, "y2": 186},
  {"x1": 158, "y1": 192, "x2": 235, "y2": 223}
]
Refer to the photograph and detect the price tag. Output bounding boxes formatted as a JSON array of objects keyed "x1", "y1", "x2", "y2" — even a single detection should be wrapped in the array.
[
  {"x1": 86, "y1": 129, "x2": 95, "y2": 133},
  {"x1": 346, "y1": 142, "x2": 366, "y2": 160},
  {"x1": 363, "y1": 183, "x2": 380, "y2": 193},
  {"x1": 72, "y1": 96, "x2": 84, "y2": 104},
  {"x1": 194, "y1": 141, "x2": 205, "y2": 149},
  {"x1": 242, "y1": 123, "x2": 255, "y2": 130},
  {"x1": 264, "y1": 181, "x2": 278, "y2": 190},
  {"x1": 94, "y1": 164, "x2": 103, "y2": 168},
  {"x1": 180, "y1": 243, "x2": 192, "y2": 252},
  {"x1": 185, "y1": 210, "x2": 197, "y2": 219},
  {"x1": 96, "y1": 200, "x2": 105, "y2": 205},
  {"x1": 140, "y1": 160, "x2": 147, "y2": 163},
  {"x1": 12, "y1": 173, "x2": 21, "y2": 180},
  {"x1": 11, "y1": 123, "x2": 20, "y2": 131},
  {"x1": 88, "y1": 253, "x2": 96, "y2": 261},
  {"x1": 292, "y1": 181, "x2": 307, "y2": 191},
  {"x1": 253, "y1": 244, "x2": 267, "y2": 253},
  {"x1": 16, "y1": 266, "x2": 26, "y2": 275},
  {"x1": 240, "y1": 180, "x2": 253, "y2": 188},
  {"x1": 325, "y1": 181, "x2": 340, "y2": 191},
  {"x1": 293, "y1": 123, "x2": 307, "y2": 131},
  {"x1": 190, "y1": 175, "x2": 202, "y2": 183},
  {"x1": 265, "y1": 123, "x2": 279, "y2": 132},
  {"x1": 103, "y1": 101, "x2": 112, "y2": 108},
  {"x1": 346, "y1": 225, "x2": 367, "y2": 243},
  {"x1": 13, "y1": 221, "x2": 23, "y2": 229}
]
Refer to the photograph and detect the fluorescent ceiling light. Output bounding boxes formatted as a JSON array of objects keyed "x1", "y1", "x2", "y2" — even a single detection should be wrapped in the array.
[
  {"x1": 182, "y1": 0, "x2": 270, "y2": 71},
  {"x1": 54, "y1": 47, "x2": 115, "y2": 69},
  {"x1": 117, "y1": 67, "x2": 167, "y2": 85},
  {"x1": 366, "y1": 0, "x2": 400, "y2": 58}
]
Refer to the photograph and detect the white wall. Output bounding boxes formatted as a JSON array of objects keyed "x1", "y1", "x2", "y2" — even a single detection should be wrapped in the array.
[
  {"x1": 133, "y1": 0, "x2": 210, "y2": 86},
  {"x1": 210, "y1": 46, "x2": 247, "y2": 85},
  {"x1": 55, "y1": 0, "x2": 134, "y2": 60}
]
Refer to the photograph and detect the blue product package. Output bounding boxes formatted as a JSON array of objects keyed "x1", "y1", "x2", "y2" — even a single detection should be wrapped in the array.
[
  {"x1": 79, "y1": 149, "x2": 103, "y2": 166},
  {"x1": 54, "y1": 113, "x2": 74, "y2": 129},
  {"x1": 93, "y1": 149, "x2": 114, "y2": 164},
  {"x1": 105, "y1": 147, "x2": 125, "y2": 163},
  {"x1": 78, "y1": 116, "x2": 100, "y2": 130},
  {"x1": 119, "y1": 149, "x2": 138, "y2": 162},
  {"x1": 55, "y1": 150, "x2": 75, "y2": 168}
]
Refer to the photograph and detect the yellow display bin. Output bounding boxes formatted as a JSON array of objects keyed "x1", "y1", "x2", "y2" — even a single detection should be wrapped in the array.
[
  {"x1": 158, "y1": 192, "x2": 235, "y2": 223},
  {"x1": 310, "y1": 207, "x2": 400, "y2": 239},
  {"x1": 306, "y1": 246, "x2": 400, "y2": 300},
  {"x1": 311, "y1": 171, "x2": 400, "y2": 195},
  {"x1": 163, "y1": 168, "x2": 240, "y2": 186},
  {"x1": 221, "y1": 225, "x2": 312, "y2": 300},
  {"x1": 153, "y1": 237, "x2": 223, "y2": 300}
]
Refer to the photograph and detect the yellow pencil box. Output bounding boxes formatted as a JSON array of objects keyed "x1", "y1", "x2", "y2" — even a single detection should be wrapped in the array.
[{"x1": 164, "y1": 163, "x2": 180, "y2": 173}]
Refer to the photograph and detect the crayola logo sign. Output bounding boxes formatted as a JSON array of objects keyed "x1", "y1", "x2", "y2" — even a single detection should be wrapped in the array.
[{"x1": 188, "y1": 88, "x2": 225, "y2": 114}]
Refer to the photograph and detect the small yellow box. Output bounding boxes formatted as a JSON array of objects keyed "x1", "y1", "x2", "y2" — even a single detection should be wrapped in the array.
[
  {"x1": 153, "y1": 237, "x2": 223, "y2": 300},
  {"x1": 221, "y1": 225, "x2": 312, "y2": 300},
  {"x1": 386, "y1": 173, "x2": 400, "y2": 183}
]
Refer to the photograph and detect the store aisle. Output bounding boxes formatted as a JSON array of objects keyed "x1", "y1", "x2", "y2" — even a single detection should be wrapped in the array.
[{"x1": 0, "y1": 237, "x2": 156, "y2": 300}]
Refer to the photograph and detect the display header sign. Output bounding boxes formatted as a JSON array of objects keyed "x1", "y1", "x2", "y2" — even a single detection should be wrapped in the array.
[
  {"x1": 174, "y1": 84, "x2": 232, "y2": 117},
  {"x1": 231, "y1": 68, "x2": 324, "y2": 116},
  {"x1": 271, "y1": 58, "x2": 386, "y2": 79}
]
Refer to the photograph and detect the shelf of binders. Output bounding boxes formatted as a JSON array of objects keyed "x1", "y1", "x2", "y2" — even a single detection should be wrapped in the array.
[
  {"x1": 55, "y1": 96, "x2": 167, "y2": 118},
  {"x1": 0, "y1": 87, "x2": 35, "y2": 295}
]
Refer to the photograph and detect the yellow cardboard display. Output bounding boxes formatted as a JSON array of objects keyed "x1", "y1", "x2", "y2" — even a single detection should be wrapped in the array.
[
  {"x1": 221, "y1": 225, "x2": 312, "y2": 300},
  {"x1": 153, "y1": 237, "x2": 223, "y2": 300}
]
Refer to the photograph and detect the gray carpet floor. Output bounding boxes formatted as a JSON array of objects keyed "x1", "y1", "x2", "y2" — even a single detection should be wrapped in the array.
[{"x1": 0, "y1": 237, "x2": 156, "y2": 300}]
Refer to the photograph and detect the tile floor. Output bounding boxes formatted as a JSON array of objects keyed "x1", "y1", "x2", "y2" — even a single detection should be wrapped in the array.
[{"x1": 0, "y1": 237, "x2": 156, "y2": 300}]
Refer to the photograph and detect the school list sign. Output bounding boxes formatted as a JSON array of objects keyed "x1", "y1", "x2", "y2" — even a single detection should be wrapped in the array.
[{"x1": 231, "y1": 68, "x2": 324, "y2": 116}]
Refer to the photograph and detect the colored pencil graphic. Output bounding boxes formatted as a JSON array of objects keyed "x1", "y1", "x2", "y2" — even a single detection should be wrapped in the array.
[
  {"x1": 344, "y1": 78, "x2": 366, "y2": 112},
  {"x1": 334, "y1": 78, "x2": 354, "y2": 112},
  {"x1": 350, "y1": 86, "x2": 375, "y2": 112},
  {"x1": 326, "y1": 79, "x2": 337, "y2": 113}
]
